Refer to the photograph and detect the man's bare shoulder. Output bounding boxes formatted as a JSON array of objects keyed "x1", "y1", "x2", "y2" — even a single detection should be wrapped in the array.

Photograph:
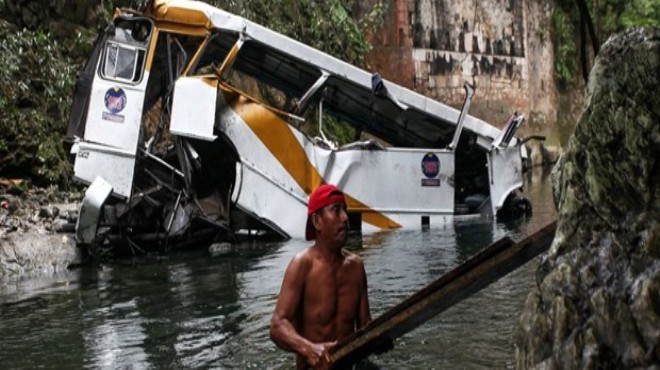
[
  {"x1": 341, "y1": 249, "x2": 365, "y2": 268},
  {"x1": 282, "y1": 248, "x2": 316, "y2": 279},
  {"x1": 291, "y1": 247, "x2": 315, "y2": 265}
]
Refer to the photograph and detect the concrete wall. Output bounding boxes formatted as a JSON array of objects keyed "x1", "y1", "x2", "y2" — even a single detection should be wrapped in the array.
[{"x1": 365, "y1": 0, "x2": 557, "y2": 132}]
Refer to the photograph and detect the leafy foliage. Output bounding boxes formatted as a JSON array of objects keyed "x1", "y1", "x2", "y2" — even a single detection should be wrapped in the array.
[
  {"x1": 0, "y1": 20, "x2": 79, "y2": 187},
  {"x1": 553, "y1": 0, "x2": 659, "y2": 90},
  {"x1": 552, "y1": 10, "x2": 579, "y2": 89},
  {"x1": 209, "y1": 0, "x2": 384, "y2": 67},
  {"x1": 620, "y1": 0, "x2": 660, "y2": 28}
]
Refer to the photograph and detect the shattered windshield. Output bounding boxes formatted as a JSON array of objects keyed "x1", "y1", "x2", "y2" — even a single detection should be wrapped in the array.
[
  {"x1": 103, "y1": 42, "x2": 142, "y2": 81},
  {"x1": 100, "y1": 19, "x2": 150, "y2": 84}
]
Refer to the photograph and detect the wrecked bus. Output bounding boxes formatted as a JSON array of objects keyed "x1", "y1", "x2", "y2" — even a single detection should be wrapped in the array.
[{"x1": 65, "y1": 0, "x2": 530, "y2": 255}]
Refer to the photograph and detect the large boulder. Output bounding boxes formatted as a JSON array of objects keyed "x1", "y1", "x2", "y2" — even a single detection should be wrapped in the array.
[
  {"x1": 516, "y1": 27, "x2": 659, "y2": 369},
  {"x1": 0, "y1": 232, "x2": 81, "y2": 278},
  {"x1": 0, "y1": 187, "x2": 82, "y2": 279}
]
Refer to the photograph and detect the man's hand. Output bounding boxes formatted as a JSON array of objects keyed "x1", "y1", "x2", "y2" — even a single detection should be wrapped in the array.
[{"x1": 306, "y1": 341, "x2": 337, "y2": 369}]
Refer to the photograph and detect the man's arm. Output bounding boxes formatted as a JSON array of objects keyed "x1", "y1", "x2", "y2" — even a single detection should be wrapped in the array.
[{"x1": 270, "y1": 253, "x2": 333, "y2": 366}]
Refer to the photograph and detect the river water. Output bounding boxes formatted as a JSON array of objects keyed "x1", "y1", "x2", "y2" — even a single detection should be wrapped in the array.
[{"x1": 0, "y1": 167, "x2": 556, "y2": 369}]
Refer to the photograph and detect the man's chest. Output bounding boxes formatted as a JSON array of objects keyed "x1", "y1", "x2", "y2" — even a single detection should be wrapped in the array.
[{"x1": 304, "y1": 270, "x2": 359, "y2": 322}]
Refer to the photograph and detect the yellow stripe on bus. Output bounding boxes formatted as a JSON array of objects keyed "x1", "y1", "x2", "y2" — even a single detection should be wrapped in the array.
[{"x1": 223, "y1": 89, "x2": 401, "y2": 230}]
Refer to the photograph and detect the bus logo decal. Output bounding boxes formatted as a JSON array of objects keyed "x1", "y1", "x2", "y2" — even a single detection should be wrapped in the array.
[
  {"x1": 421, "y1": 152, "x2": 440, "y2": 178},
  {"x1": 104, "y1": 87, "x2": 127, "y2": 114}
]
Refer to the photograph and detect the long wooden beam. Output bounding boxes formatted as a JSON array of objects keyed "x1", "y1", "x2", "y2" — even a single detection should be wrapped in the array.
[{"x1": 330, "y1": 221, "x2": 557, "y2": 368}]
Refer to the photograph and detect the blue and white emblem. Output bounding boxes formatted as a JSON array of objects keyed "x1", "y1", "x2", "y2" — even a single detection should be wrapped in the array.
[{"x1": 104, "y1": 87, "x2": 127, "y2": 114}]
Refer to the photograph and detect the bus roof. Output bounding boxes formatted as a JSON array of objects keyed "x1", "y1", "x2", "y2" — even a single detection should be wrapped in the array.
[{"x1": 149, "y1": 0, "x2": 504, "y2": 149}]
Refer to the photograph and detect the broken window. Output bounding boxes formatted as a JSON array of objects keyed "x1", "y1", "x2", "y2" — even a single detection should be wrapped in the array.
[
  {"x1": 141, "y1": 32, "x2": 204, "y2": 152},
  {"x1": 192, "y1": 33, "x2": 323, "y2": 113},
  {"x1": 102, "y1": 42, "x2": 146, "y2": 82},
  {"x1": 191, "y1": 33, "x2": 238, "y2": 76},
  {"x1": 99, "y1": 18, "x2": 152, "y2": 84}
]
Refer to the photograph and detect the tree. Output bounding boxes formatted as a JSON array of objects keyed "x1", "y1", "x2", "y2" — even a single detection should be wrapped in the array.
[
  {"x1": 553, "y1": 0, "x2": 659, "y2": 89},
  {"x1": 575, "y1": 0, "x2": 599, "y2": 84}
]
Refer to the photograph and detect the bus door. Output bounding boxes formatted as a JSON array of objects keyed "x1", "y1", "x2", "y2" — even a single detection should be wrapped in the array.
[{"x1": 73, "y1": 17, "x2": 153, "y2": 198}]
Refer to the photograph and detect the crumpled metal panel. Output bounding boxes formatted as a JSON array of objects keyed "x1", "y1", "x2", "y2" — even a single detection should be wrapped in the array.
[
  {"x1": 76, "y1": 176, "x2": 113, "y2": 244},
  {"x1": 170, "y1": 77, "x2": 218, "y2": 141}
]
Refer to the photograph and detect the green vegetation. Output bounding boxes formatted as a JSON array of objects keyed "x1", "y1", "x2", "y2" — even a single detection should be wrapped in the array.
[
  {"x1": 0, "y1": 21, "x2": 84, "y2": 187},
  {"x1": 553, "y1": 0, "x2": 659, "y2": 89},
  {"x1": 211, "y1": 0, "x2": 387, "y2": 67},
  {"x1": 0, "y1": 0, "x2": 386, "y2": 187},
  {"x1": 552, "y1": 11, "x2": 579, "y2": 90}
]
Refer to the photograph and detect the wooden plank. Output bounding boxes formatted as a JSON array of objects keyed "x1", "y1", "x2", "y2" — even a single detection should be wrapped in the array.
[{"x1": 330, "y1": 221, "x2": 557, "y2": 368}]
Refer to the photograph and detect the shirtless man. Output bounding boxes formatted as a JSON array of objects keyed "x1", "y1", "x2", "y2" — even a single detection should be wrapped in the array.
[{"x1": 270, "y1": 184, "x2": 371, "y2": 369}]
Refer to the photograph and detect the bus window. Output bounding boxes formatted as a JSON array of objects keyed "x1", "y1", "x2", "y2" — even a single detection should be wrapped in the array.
[
  {"x1": 102, "y1": 42, "x2": 146, "y2": 82},
  {"x1": 99, "y1": 18, "x2": 152, "y2": 84}
]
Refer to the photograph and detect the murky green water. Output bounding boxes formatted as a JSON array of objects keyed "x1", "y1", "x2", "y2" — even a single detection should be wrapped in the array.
[{"x1": 0, "y1": 168, "x2": 556, "y2": 369}]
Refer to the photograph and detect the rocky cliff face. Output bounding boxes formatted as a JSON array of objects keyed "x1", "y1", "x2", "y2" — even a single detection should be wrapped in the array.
[
  {"x1": 516, "y1": 27, "x2": 659, "y2": 369},
  {"x1": 365, "y1": 0, "x2": 557, "y2": 133}
]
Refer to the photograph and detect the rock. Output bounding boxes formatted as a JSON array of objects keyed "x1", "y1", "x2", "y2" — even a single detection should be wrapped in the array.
[
  {"x1": 1, "y1": 200, "x2": 18, "y2": 214},
  {"x1": 0, "y1": 194, "x2": 17, "y2": 203},
  {"x1": 516, "y1": 291, "x2": 551, "y2": 368},
  {"x1": 63, "y1": 209, "x2": 78, "y2": 223},
  {"x1": 630, "y1": 274, "x2": 660, "y2": 360},
  {"x1": 38, "y1": 206, "x2": 53, "y2": 219},
  {"x1": 1, "y1": 182, "x2": 82, "y2": 277},
  {"x1": 51, "y1": 219, "x2": 68, "y2": 232},
  {"x1": 516, "y1": 28, "x2": 660, "y2": 369},
  {"x1": 0, "y1": 233, "x2": 82, "y2": 278},
  {"x1": 51, "y1": 206, "x2": 60, "y2": 219}
]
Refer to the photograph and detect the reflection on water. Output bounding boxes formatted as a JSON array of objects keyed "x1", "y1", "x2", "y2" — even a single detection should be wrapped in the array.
[{"x1": 0, "y1": 168, "x2": 556, "y2": 369}]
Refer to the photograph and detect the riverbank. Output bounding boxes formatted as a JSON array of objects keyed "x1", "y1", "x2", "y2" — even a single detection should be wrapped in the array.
[{"x1": 0, "y1": 181, "x2": 83, "y2": 279}]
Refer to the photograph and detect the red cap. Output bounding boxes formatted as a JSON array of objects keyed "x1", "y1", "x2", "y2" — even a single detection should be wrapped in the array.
[{"x1": 305, "y1": 184, "x2": 346, "y2": 240}]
